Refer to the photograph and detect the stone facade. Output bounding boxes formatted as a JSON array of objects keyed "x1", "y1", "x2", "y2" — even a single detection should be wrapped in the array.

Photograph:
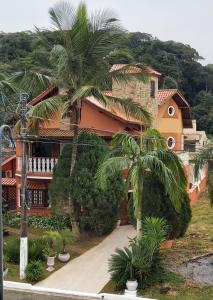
[{"x1": 112, "y1": 76, "x2": 159, "y2": 128}]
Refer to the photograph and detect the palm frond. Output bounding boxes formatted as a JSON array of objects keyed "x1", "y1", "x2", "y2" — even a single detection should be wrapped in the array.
[
  {"x1": 140, "y1": 128, "x2": 165, "y2": 151},
  {"x1": 112, "y1": 132, "x2": 140, "y2": 157},
  {"x1": 27, "y1": 96, "x2": 63, "y2": 132},
  {"x1": 11, "y1": 70, "x2": 53, "y2": 96},
  {"x1": 96, "y1": 156, "x2": 130, "y2": 189},
  {"x1": 49, "y1": 1, "x2": 76, "y2": 31}
]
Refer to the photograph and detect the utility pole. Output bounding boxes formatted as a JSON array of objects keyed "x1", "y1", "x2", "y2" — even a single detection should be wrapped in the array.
[
  {"x1": 18, "y1": 92, "x2": 29, "y2": 280},
  {"x1": 0, "y1": 125, "x2": 14, "y2": 300}
]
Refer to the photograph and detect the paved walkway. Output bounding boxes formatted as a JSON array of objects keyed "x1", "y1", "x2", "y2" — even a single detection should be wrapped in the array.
[{"x1": 37, "y1": 225, "x2": 136, "y2": 293}]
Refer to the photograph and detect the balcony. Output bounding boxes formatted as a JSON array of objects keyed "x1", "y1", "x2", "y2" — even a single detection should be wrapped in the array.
[{"x1": 17, "y1": 157, "x2": 58, "y2": 174}]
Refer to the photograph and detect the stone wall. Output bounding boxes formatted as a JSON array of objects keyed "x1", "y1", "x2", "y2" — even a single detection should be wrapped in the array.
[{"x1": 112, "y1": 76, "x2": 158, "y2": 128}]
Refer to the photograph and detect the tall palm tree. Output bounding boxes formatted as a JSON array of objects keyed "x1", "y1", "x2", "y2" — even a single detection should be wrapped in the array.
[
  {"x1": 14, "y1": 1, "x2": 151, "y2": 236},
  {"x1": 194, "y1": 146, "x2": 213, "y2": 206},
  {"x1": 97, "y1": 129, "x2": 186, "y2": 238}
]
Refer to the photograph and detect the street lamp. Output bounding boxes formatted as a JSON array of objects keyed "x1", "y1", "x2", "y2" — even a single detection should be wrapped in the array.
[{"x1": 0, "y1": 125, "x2": 14, "y2": 300}]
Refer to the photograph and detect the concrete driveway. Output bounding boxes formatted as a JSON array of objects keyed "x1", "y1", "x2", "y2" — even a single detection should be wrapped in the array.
[{"x1": 36, "y1": 225, "x2": 136, "y2": 293}]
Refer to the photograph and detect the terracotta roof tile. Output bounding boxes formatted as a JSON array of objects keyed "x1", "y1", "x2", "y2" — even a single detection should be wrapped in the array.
[
  {"x1": 158, "y1": 89, "x2": 178, "y2": 105},
  {"x1": 28, "y1": 86, "x2": 58, "y2": 106},
  {"x1": 38, "y1": 128, "x2": 120, "y2": 138},
  {"x1": 2, "y1": 178, "x2": 16, "y2": 186},
  {"x1": 110, "y1": 64, "x2": 161, "y2": 77}
]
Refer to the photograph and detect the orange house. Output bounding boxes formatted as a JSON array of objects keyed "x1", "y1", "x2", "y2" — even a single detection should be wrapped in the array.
[{"x1": 2, "y1": 64, "x2": 208, "y2": 214}]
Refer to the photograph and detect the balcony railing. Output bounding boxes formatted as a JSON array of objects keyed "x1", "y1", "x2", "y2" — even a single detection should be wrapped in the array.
[{"x1": 17, "y1": 157, "x2": 58, "y2": 173}]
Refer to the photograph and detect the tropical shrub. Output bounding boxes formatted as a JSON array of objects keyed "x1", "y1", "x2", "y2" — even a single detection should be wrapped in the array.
[
  {"x1": 43, "y1": 231, "x2": 61, "y2": 257},
  {"x1": 109, "y1": 217, "x2": 167, "y2": 290},
  {"x1": 128, "y1": 174, "x2": 191, "y2": 239},
  {"x1": 25, "y1": 261, "x2": 45, "y2": 282},
  {"x1": 49, "y1": 133, "x2": 125, "y2": 236},
  {"x1": 59, "y1": 229, "x2": 74, "y2": 254}
]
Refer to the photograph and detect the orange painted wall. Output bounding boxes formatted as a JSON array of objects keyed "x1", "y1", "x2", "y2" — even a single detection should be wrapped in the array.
[
  {"x1": 157, "y1": 98, "x2": 183, "y2": 151},
  {"x1": 80, "y1": 101, "x2": 134, "y2": 133}
]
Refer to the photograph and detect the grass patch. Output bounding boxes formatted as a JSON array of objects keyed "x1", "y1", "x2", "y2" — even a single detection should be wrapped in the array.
[{"x1": 164, "y1": 190, "x2": 213, "y2": 267}]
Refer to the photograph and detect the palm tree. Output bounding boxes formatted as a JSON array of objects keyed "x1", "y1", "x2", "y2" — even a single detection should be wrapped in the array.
[
  {"x1": 194, "y1": 146, "x2": 213, "y2": 206},
  {"x1": 97, "y1": 129, "x2": 186, "y2": 238},
  {"x1": 14, "y1": 2, "x2": 151, "y2": 236}
]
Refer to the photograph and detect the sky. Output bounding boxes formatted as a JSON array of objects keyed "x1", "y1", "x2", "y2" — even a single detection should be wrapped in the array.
[{"x1": 0, "y1": 0, "x2": 212, "y2": 65}]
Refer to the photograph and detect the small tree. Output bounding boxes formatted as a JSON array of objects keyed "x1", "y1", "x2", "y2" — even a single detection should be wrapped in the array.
[{"x1": 128, "y1": 174, "x2": 191, "y2": 239}]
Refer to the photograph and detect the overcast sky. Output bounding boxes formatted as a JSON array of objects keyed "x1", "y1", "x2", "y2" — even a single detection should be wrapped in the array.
[{"x1": 0, "y1": 0, "x2": 212, "y2": 65}]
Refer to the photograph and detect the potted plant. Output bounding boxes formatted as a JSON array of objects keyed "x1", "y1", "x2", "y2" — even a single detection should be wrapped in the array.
[
  {"x1": 43, "y1": 231, "x2": 61, "y2": 272},
  {"x1": 58, "y1": 229, "x2": 74, "y2": 263},
  {"x1": 126, "y1": 264, "x2": 138, "y2": 292}
]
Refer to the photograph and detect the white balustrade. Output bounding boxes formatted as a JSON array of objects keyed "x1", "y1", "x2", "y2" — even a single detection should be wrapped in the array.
[{"x1": 27, "y1": 157, "x2": 58, "y2": 173}]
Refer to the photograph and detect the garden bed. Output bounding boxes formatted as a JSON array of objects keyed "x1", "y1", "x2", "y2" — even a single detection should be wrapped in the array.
[{"x1": 3, "y1": 227, "x2": 105, "y2": 283}]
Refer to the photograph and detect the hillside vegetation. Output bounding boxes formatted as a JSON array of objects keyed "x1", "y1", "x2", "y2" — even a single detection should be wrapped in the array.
[{"x1": 0, "y1": 30, "x2": 212, "y2": 133}]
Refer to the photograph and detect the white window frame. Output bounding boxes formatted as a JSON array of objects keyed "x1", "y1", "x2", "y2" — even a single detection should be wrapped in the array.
[
  {"x1": 167, "y1": 136, "x2": 175, "y2": 149},
  {"x1": 168, "y1": 106, "x2": 175, "y2": 117}
]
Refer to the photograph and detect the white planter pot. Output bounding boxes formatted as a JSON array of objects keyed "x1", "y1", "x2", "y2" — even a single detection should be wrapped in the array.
[
  {"x1": 126, "y1": 280, "x2": 138, "y2": 291},
  {"x1": 58, "y1": 252, "x2": 70, "y2": 263},
  {"x1": 46, "y1": 256, "x2": 55, "y2": 272}
]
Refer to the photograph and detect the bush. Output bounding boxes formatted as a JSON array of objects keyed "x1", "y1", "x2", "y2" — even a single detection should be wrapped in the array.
[
  {"x1": 28, "y1": 239, "x2": 46, "y2": 261},
  {"x1": 128, "y1": 174, "x2": 191, "y2": 239},
  {"x1": 4, "y1": 238, "x2": 19, "y2": 263},
  {"x1": 4, "y1": 238, "x2": 47, "y2": 263},
  {"x1": 3, "y1": 213, "x2": 71, "y2": 230},
  {"x1": 25, "y1": 261, "x2": 45, "y2": 282},
  {"x1": 109, "y1": 217, "x2": 167, "y2": 290},
  {"x1": 4, "y1": 212, "x2": 20, "y2": 227},
  {"x1": 49, "y1": 133, "x2": 125, "y2": 236},
  {"x1": 28, "y1": 215, "x2": 70, "y2": 230}
]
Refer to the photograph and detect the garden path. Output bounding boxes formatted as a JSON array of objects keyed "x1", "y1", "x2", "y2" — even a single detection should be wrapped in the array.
[{"x1": 36, "y1": 225, "x2": 136, "y2": 293}]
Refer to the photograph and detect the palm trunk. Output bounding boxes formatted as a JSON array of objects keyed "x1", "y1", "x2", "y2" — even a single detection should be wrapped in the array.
[
  {"x1": 136, "y1": 181, "x2": 143, "y2": 239},
  {"x1": 68, "y1": 104, "x2": 80, "y2": 238}
]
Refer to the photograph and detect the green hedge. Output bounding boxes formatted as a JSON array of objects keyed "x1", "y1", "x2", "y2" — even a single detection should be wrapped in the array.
[
  {"x1": 4, "y1": 213, "x2": 71, "y2": 230},
  {"x1": 4, "y1": 238, "x2": 46, "y2": 264}
]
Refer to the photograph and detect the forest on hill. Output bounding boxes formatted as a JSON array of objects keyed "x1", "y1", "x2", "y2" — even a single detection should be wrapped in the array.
[{"x1": 0, "y1": 30, "x2": 212, "y2": 134}]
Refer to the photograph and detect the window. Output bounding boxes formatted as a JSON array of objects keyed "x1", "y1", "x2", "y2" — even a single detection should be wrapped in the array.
[
  {"x1": 27, "y1": 189, "x2": 48, "y2": 207},
  {"x1": 167, "y1": 136, "x2": 175, "y2": 149},
  {"x1": 168, "y1": 106, "x2": 175, "y2": 117},
  {"x1": 150, "y1": 80, "x2": 156, "y2": 98}
]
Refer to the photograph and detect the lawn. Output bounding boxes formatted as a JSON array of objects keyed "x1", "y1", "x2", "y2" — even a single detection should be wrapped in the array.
[
  {"x1": 102, "y1": 190, "x2": 213, "y2": 299},
  {"x1": 4, "y1": 227, "x2": 105, "y2": 282}
]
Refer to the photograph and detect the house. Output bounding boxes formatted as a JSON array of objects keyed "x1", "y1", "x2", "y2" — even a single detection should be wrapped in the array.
[{"x1": 2, "y1": 64, "x2": 208, "y2": 215}]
